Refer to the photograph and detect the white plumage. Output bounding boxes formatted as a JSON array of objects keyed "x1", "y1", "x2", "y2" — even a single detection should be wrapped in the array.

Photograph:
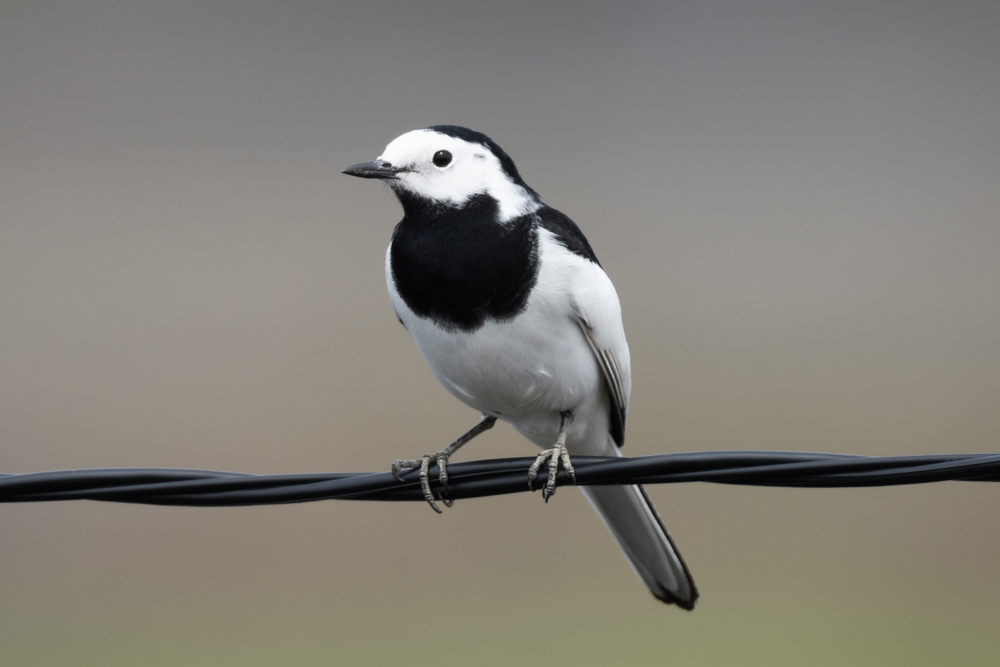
[
  {"x1": 387, "y1": 227, "x2": 625, "y2": 454},
  {"x1": 344, "y1": 126, "x2": 697, "y2": 608}
]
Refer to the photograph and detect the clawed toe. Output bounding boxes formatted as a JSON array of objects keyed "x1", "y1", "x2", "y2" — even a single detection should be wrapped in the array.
[
  {"x1": 528, "y1": 442, "x2": 577, "y2": 502},
  {"x1": 389, "y1": 415, "x2": 497, "y2": 514},
  {"x1": 527, "y1": 412, "x2": 576, "y2": 501},
  {"x1": 391, "y1": 458, "x2": 419, "y2": 482},
  {"x1": 392, "y1": 453, "x2": 450, "y2": 513}
]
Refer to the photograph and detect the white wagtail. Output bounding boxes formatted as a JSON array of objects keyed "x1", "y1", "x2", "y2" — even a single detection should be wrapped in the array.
[{"x1": 342, "y1": 126, "x2": 697, "y2": 608}]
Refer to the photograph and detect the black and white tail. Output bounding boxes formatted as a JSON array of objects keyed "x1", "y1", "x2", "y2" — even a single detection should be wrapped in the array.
[{"x1": 580, "y1": 468, "x2": 697, "y2": 608}]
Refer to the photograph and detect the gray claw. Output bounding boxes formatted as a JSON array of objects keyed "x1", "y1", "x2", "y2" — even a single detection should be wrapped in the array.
[
  {"x1": 392, "y1": 454, "x2": 445, "y2": 513},
  {"x1": 390, "y1": 415, "x2": 498, "y2": 513},
  {"x1": 528, "y1": 442, "x2": 577, "y2": 501}
]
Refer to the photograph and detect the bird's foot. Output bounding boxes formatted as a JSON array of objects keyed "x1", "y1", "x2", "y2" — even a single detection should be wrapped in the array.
[
  {"x1": 527, "y1": 441, "x2": 577, "y2": 502},
  {"x1": 391, "y1": 415, "x2": 498, "y2": 514},
  {"x1": 392, "y1": 450, "x2": 455, "y2": 514}
]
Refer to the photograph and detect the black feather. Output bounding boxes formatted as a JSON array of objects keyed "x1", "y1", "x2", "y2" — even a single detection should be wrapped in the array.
[
  {"x1": 536, "y1": 205, "x2": 601, "y2": 266},
  {"x1": 389, "y1": 194, "x2": 539, "y2": 333}
]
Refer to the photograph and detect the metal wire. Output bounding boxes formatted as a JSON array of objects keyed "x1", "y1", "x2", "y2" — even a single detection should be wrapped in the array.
[{"x1": 2, "y1": 451, "x2": 998, "y2": 507}]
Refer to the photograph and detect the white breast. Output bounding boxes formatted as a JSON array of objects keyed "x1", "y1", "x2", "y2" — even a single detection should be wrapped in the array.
[{"x1": 386, "y1": 228, "x2": 616, "y2": 453}]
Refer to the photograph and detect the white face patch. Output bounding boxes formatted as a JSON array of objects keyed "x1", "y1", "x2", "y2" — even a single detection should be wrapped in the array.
[{"x1": 378, "y1": 129, "x2": 539, "y2": 222}]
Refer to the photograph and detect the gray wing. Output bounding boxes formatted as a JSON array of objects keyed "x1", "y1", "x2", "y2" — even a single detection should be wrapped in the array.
[{"x1": 571, "y1": 261, "x2": 631, "y2": 447}]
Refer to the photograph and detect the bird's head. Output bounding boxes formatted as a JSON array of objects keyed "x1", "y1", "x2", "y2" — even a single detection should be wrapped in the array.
[{"x1": 343, "y1": 125, "x2": 540, "y2": 221}]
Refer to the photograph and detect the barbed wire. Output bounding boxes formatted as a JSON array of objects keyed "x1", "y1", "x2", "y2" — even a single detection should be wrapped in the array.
[{"x1": 1, "y1": 451, "x2": 998, "y2": 507}]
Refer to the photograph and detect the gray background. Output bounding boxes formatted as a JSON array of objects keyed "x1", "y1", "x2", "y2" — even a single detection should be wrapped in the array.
[{"x1": 2, "y1": 1, "x2": 999, "y2": 664}]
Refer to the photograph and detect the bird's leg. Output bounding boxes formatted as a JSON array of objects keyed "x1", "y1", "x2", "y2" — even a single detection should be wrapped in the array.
[
  {"x1": 527, "y1": 411, "x2": 577, "y2": 502},
  {"x1": 391, "y1": 415, "x2": 497, "y2": 513}
]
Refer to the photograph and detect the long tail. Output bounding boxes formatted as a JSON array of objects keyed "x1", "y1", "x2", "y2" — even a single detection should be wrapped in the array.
[{"x1": 580, "y1": 481, "x2": 698, "y2": 609}]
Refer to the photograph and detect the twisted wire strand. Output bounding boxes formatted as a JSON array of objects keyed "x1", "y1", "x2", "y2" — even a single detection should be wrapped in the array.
[{"x1": 2, "y1": 451, "x2": 998, "y2": 507}]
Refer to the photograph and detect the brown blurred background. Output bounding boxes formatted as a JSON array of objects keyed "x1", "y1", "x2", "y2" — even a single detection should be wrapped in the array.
[{"x1": 2, "y1": 1, "x2": 999, "y2": 664}]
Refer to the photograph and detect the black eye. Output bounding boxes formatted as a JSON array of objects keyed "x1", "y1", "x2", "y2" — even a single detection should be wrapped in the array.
[{"x1": 432, "y1": 150, "x2": 452, "y2": 167}]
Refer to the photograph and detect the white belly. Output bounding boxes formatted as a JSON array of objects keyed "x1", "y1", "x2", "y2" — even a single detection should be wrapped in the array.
[{"x1": 386, "y1": 242, "x2": 614, "y2": 454}]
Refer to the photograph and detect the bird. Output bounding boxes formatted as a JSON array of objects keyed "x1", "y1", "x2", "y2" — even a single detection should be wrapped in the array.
[{"x1": 342, "y1": 125, "x2": 697, "y2": 609}]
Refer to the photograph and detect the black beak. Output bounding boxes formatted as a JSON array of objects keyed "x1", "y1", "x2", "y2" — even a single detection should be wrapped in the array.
[{"x1": 341, "y1": 160, "x2": 405, "y2": 180}]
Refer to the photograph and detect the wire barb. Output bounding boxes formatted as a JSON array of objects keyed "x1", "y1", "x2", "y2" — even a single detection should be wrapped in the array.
[{"x1": 1, "y1": 451, "x2": 998, "y2": 507}]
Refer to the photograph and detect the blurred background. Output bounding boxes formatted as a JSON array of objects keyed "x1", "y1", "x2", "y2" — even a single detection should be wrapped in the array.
[{"x1": 2, "y1": 1, "x2": 999, "y2": 664}]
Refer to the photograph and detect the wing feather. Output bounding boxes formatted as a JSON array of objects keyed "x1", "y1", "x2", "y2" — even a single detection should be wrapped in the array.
[
  {"x1": 537, "y1": 208, "x2": 631, "y2": 448},
  {"x1": 572, "y1": 265, "x2": 631, "y2": 448}
]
